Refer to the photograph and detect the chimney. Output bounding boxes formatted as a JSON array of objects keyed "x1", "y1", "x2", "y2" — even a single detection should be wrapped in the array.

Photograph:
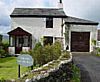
[
  {"x1": 60, "y1": 0, "x2": 62, "y2": 3},
  {"x1": 58, "y1": 0, "x2": 63, "y2": 10}
]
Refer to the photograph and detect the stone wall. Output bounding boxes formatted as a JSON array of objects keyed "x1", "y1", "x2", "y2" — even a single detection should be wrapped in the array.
[
  {"x1": 25, "y1": 53, "x2": 73, "y2": 82},
  {"x1": 32, "y1": 63, "x2": 72, "y2": 82},
  {"x1": 21, "y1": 53, "x2": 73, "y2": 82}
]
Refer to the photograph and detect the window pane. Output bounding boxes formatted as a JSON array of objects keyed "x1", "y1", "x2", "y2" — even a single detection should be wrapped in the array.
[
  {"x1": 46, "y1": 18, "x2": 53, "y2": 28},
  {"x1": 10, "y1": 36, "x2": 15, "y2": 46},
  {"x1": 44, "y1": 36, "x2": 53, "y2": 45},
  {"x1": 23, "y1": 36, "x2": 28, "y2": 46}
]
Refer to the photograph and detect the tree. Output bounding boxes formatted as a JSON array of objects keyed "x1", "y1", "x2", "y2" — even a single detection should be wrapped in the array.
[
  {"x1": 0, "y1": 34, "x2": 3, "y2": 50},
  {"x1": 0, "y1": 34, "x2": 2, "y2": 43}
]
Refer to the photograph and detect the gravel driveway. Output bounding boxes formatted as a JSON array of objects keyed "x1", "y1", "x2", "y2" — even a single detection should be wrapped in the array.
[{"x1": 73, "y1": 53, "x2": 100, "y2": 82}]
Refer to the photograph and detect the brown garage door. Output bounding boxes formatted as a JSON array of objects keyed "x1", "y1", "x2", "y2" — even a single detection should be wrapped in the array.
[{"x1": 71, "y1": 32, "x2": 90, "y2": 52}]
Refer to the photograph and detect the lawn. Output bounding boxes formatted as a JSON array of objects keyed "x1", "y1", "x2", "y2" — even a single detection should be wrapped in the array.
[{"x1": 0, "y1": 57, "x2": 29, "y2": 80}]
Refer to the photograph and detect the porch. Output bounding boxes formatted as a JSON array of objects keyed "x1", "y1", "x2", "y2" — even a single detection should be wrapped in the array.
[{"x1": 8, "y1": 27, "x2": 32, "y2": 55}]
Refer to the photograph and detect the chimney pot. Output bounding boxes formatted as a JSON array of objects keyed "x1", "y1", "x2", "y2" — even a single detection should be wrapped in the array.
[
  {"x1": 58, "y1": 0, "x2": 63, "y2": 10},
  {"x1": 60, "y1": 0, "x2": 62, "y2": 3}
]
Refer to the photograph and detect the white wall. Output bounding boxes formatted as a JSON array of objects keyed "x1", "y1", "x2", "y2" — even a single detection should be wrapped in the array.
[
  {"x1": 64, "y1": 24, "x2": 97, "y2": 52},
  {"x1": 22, "y1": 47, "x2": 30, "y2": 52},
  {"x1": 11, "y1": 17, "x2": 62, "y2": 48},
  {"x1": 8, "y1": 47, "x2": 15, "y2": 55}
]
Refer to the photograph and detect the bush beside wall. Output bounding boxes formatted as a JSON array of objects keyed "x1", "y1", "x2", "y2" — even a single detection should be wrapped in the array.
[
  {"x1": 31, "y1": 63, "x2": 73, "y2": 82},
  {"x1": 21, "y1": 41, "x2": 62, "y2": 66}
]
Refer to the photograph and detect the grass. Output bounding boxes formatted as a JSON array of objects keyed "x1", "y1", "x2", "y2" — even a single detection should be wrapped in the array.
[{"x1": 0, "y1": 57, "x2": 29, "y2": 80}]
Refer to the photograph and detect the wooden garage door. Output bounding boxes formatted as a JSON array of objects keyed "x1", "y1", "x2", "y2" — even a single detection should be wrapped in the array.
[{"x1": 71, "y1": 32, "x2": 90, "y2": 52}]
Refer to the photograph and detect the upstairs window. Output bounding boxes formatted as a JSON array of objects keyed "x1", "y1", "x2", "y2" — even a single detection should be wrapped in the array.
[{"x1": 46, "y1": 18, "x2": 53, "y2": 28}]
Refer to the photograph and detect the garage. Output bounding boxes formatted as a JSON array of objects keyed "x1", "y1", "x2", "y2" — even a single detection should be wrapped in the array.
[{"x1": 71, "y1": 32, "x2": 90, "y2": 52}]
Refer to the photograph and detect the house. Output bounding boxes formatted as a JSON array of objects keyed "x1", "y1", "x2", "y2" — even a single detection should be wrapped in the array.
[
  {"x1": 97, "y1": 29, "x2": 100, "y2": 47},
  {"x1": 8, "y1": 0, "x2": 99, "y2": 55},
  {"x1": 64, "y1": 17, "x2": 98, "y2": 52}
]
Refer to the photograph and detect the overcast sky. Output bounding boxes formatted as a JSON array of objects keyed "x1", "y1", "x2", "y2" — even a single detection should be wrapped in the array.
[{"x1": 0, "y1": 0, "x2": 100, "y2": 34}]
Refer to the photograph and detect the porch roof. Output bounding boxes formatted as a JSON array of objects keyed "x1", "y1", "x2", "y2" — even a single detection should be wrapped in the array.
[{"x1": 8, "y1": 27, "x2": 31, "y2": 36}]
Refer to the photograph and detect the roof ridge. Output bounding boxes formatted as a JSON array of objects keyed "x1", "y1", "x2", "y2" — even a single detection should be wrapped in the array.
[{"x1": 14, "y1": 8, "x2": 60, "y2": 9}]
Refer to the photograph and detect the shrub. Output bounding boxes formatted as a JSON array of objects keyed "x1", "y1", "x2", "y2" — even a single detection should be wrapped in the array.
[
  {"x1": 42, "y1": 44, "x2": 54, "y2": 64},
  {"x1": 20, "y1": 51, "x2": 30, "y2": 54},
  {"x1": 52, "y1": 41, "x2": 61, "y2": 60},
  {"x1": 32, "y1": 42, "x2": 44, "y2": 65},
  {"x1": 31, "y1": 41, "x2": 62, "y2": 66},
  {"x1": 0, "y1": 49, "x2": 5, "y2": 57},
  {"x1": 2, "y1": 41, "x2": 9, "y2": 56},
  {"x1": 59, "y1": 51, "x2": 70, "y2": 60},
  {"x1": 92, "y1": 39, "x2": 96, "y2": 46},
  {"x1": 20, "y1": 41, "x2": 62, "y2": 66},
  {"x1": 95, "y1": 47, "x2": 100, "y2": 56},
  {"x1": 71, "y1": 65, "x2": 80, "y2": 82}
]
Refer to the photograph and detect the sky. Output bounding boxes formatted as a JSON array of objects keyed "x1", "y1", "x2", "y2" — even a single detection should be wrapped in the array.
[{"x1": 0, "y1": 0, "x2": 100, "y2": 34}]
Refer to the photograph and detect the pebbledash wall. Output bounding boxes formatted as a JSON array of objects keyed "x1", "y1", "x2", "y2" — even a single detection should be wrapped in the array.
[
  {"x1": 64, "y1": 24, "x2": 97, "y2": 52},
  {"x1": 9, "y1": 17, "x2": 98, "y2": 54},
  {"x1": 9, "y1": 17, "x2": 64, "y2": 54}
]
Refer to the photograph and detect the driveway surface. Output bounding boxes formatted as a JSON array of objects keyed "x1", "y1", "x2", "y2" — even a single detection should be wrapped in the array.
[{"x1": 73, "y1": 53, "x2": 100, "y2": 82}]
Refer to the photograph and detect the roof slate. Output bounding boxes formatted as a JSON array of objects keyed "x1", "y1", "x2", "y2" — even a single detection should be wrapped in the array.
[
  {"x1": 10, "y1": 8, "x2": 67, "y2": 17},
  {"x1": 64, "y1": 16, "x2": 98, "y2": 25},
  {"x1": 11, "y1": 8, "x2": 99, "y2": 25}
]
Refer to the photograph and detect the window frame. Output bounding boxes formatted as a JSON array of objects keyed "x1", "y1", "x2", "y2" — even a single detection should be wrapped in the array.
[
  {"x1": 43, "y1": 36, "x2": 53, "y2": 46},
  {"x1": 46, "y1": 17, "x2": 53, "y2": 28}
]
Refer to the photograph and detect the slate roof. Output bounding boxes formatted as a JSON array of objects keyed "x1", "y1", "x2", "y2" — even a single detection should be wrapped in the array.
[
  {"x1": 64, "y1": 16, "x2": 98, "y2": 25},
  {"x1": 11, "y1": 8, "x2": 98, "y2": 25},
  {"x1": 10, "y1": 8, "x2": 67, "y2": 18}
]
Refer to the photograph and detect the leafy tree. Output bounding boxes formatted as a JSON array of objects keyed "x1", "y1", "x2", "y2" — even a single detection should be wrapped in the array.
[
  {"x1": 2, "y1": 41, "x2": 9, "y2": 55},
  {"x1": 0, "y1": 49, "x2": 5, "y2": 57},
  {"x1": 0, "y1": 34, "x2": 2, "y2": 43},
  {"x1": 0, "y1": 34, "x2": 2, "y2": 50}
]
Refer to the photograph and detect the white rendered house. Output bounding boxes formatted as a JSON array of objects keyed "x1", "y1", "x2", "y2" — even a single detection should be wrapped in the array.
[{"x1": 8, "y1": 0, "x2": 99, "y2": 55}]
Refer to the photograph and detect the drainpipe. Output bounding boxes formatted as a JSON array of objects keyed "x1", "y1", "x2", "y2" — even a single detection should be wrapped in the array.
[{"x1": 61, "y1": 18, "x2": 64, "y2": 36}]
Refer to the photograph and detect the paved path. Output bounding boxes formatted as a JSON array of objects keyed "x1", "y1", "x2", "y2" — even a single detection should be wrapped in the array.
[{"x1": 73, "y1": 53, "x2": 100, "y2": 82}]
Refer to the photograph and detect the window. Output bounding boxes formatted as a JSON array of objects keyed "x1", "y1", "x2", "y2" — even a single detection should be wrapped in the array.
[
  {"x1": 16, "y1": 36, "x2": 24, "y2": 47},
  {"x1": 10, "y1": 36, "x2": 15, "y2": 46},
  {"x1": 44, "y1": 36, "x2": 53, "y2": 46},
  {"x1": 23, "y1": 36, "x2": 28, "y2": 46},
  {"x1": 46, "y1": 18, "x2": 53, "y2": 28}
]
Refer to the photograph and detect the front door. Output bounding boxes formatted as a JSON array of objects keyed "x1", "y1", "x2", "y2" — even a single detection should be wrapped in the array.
[
  {"x1": 15, "y1": 47, "x2": 22, "y2": 54},
  {"x1": 15, "y1": 36, "x2": 23, "y2": 54}
]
